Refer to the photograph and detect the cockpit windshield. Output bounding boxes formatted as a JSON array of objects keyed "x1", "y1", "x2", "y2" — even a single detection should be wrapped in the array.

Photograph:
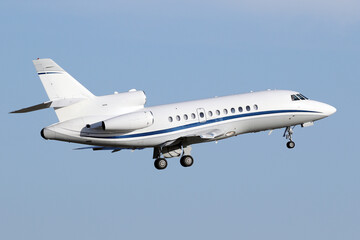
[{"x1": 291, "y1": 93, "x2": 308, "y2": 101}]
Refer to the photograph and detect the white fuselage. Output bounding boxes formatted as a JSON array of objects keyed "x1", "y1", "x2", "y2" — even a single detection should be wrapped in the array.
[
  {"x1": 12, "y1": 58, "x2": 337, "y2": 169},
  {"x1": 41, "y1": 90, "x2": 336, "y2": 148}
]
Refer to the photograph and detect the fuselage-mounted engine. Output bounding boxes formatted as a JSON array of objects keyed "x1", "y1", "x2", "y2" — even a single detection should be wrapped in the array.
[{"x1": 102, "y1": 111, "x2": 154, "y2": 131}]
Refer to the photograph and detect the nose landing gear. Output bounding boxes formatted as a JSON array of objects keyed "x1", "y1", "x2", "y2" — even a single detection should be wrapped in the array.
[
  {"x1": 286, "y1": 140, "x2": 295, "y2": 149},
  {"x1": 283, "y1": 126, "x2": 295, "y2": 149}
]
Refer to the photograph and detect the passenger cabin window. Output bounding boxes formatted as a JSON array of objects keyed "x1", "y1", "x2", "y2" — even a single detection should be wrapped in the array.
[
  {"x1": 168, "y1": 116, "x2": 173, "y2": 122},
  {"x1": 208, "y1": 111, "x2": 213, "y2": 117},
  {"x1": 176, "y1": 115, "x2": 181, "y2": 121},
  {"x1": 199, "y1": 112, "x2": 205, "y2": 118},
  {"x1": 216, "y1": 110, "x2": 220, "y2": 116},
  {"x1": 184, "y1": 114, "x2": 188, "y2": 120},
  {"x1": 231, "y1": 108, "x2": 235, "y2": 113},
  {"x1": 238, "y1": 107, "x2": 243, "y2": 112},
  {"x1": 246, "y1": 106, "x2": 250, "y2": 111},
  {"x1": 223, "y1": 109, "x2": 228, "y2": 115},
  {"x1": 191, "y1": 113, "x2": 196, "y2": 119},
  {"x1": 254, "y1": 104, "x2": 258, "y2": 110}
]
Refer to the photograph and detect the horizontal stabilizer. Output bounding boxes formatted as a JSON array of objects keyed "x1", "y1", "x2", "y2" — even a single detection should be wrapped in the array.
[
  {"x1": 10, "y1": 98, "x2": 85, "y2": 114},
  {"x1": 10, "y1": 101, "x2": 52, "y2": 113}
]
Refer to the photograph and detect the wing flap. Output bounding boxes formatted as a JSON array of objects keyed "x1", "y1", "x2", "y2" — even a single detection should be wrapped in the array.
[{"x1": 159, "y1": 129, "x2": 224, "y2": 148}]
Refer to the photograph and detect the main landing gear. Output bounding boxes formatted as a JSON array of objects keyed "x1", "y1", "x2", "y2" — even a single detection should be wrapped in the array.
[
  {"x1": 153, "y1": 145, "x2": 194, "y2": 170},
  {"x1": 283, "y1": 126, "x2": 295, "y2": 149},
  {"x1": 180, "y1": 155, "x2": 194, "y2": 167},
  {"x1": 154, "y1": 158, "x2": 168, "y2": 170},
  {"x1": 154, "y1": 156, "x2": 194, "y2": 170}
]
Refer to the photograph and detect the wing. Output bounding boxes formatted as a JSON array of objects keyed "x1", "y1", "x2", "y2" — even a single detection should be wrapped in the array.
[
  {"x1": 160, "y1": 129, "x2": 225, "y2": 148},
  {"x1": 74, "y1": 146, "x2": 144, "y2": 153}
]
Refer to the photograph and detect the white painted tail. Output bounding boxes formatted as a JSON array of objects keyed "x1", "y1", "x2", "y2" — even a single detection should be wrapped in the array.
[
  {"x1": 33, "y1": 58, "x2": 94, "y2": 100},
  {"x1": 32, "y1": 58, "x2": 96, "y2": 121},
  {"x1": 12, "y1": 58, "x2": 146, "y2": 123}
]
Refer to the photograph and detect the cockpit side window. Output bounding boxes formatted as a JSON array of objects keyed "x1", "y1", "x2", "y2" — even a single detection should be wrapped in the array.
[
  {"x1": 297, "y1": 94, "x2": 305, "y2": 100},
  {"x1": 299, "y1": 94, "x2": 308, "y2": 100},
  {"x1": 291, "y1": 93, "x2": 309, "y2": 101},
  {"x1": 291, "y1": 94, "x2": 300, "y2": 101}
]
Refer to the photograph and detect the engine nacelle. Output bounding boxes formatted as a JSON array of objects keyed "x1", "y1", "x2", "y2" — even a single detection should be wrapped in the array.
[{"x1": 102, "y1": 111, "x2": 154, "y2": 131}]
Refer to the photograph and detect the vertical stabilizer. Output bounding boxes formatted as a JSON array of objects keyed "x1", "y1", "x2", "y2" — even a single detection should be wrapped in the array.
[{"x1": 33, "y1": 58, "x2": 94, "y2": 100}]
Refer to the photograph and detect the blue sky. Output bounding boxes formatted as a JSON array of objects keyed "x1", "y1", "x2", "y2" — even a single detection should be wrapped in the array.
[{"x1": 1, "y1": 1, "x2": 359, "y2": 239}]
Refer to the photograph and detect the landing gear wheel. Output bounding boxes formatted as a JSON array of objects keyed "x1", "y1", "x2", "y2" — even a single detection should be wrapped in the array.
[
  {"x1": 154, "y1": 158, "x2": 167, "y2": 170},
  {"x1": 180, "y1": 155, "x2": 194, "y2": 167},
  {"x1": 287, "y1": 141, "x2": 295, "y2": 149}
]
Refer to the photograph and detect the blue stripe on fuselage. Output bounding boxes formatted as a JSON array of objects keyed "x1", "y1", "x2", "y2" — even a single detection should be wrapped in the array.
[{"x1": 90, "y1": 109, "x2": 320, "y2": 139}]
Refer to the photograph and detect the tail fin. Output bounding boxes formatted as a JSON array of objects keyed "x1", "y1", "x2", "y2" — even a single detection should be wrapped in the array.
[
  {"x1": 33, "y1": 58, "x2": 94, "y2": 100},
  {"x1": 11, "y1": 58, "x2": 147, "y2": 123}
]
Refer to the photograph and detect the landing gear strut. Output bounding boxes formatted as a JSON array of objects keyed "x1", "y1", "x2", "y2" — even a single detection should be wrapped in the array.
[{"x1": 283, "y1": 126, "x2": 295, "y2": 149}]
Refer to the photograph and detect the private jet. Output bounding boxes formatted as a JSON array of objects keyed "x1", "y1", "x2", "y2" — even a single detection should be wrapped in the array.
[{"x1": 11, "y1": 58, "x2": 336, "y2": 169}]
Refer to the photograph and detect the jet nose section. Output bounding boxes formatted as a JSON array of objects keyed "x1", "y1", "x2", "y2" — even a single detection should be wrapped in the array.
[
  {"x1": 322, "y1": 103, "x2": 337, "y2": 116},
  {"x1": 328, "y1": 105, "x2": 337, "y2": 116}
]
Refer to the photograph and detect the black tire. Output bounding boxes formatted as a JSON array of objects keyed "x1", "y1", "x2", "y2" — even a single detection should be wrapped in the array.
[
  {"x1": 154, "y1": 158, "x2": 167, "y2": 170},
  {"x1": 287, "y1": 141, "x2": 295, "y2": 149},
  {"x1": 180, "y1": 155, "x2": 194, "y2": 167}
]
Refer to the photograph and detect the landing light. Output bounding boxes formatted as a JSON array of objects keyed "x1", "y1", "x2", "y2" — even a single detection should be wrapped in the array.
[
  {"x1": 301, "y1": 122, "x2": 314, "y2": 128},
  {"x1": 225, "y1": 131, "x2": 235, "y2": 137}
]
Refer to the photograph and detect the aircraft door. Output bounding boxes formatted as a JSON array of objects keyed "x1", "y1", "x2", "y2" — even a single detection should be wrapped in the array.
[{"x1": 197, "y1": 108, "x2": 207, "y2": 123}]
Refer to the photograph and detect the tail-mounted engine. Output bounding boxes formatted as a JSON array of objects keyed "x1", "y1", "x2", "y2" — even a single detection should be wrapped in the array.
[{"x1": 102, "y1": 111, "x2": 154, "y2": 131}]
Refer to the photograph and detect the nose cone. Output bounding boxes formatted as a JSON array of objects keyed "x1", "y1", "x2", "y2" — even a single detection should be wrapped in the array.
[{"x1": 322, "y1": 103, "x2": 337, "y2": 116}]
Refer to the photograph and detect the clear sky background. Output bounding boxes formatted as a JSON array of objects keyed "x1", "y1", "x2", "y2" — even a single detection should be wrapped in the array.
[{"x1": 1, "y1": 0, "x2": 359, "y2": 239}]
